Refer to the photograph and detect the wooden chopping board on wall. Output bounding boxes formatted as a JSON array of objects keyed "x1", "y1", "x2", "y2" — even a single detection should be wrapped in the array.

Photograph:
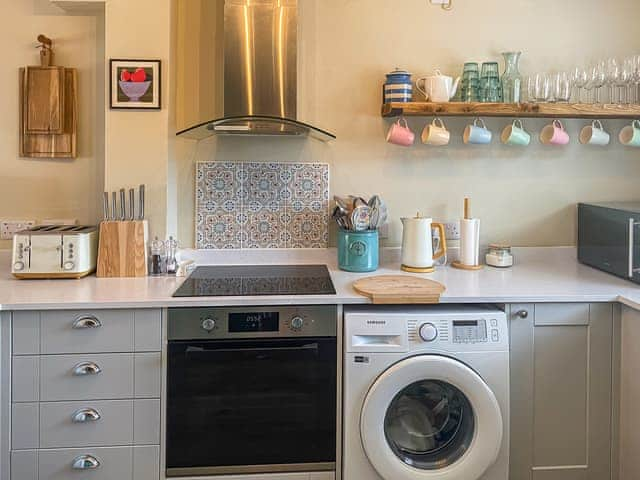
[{"x1": 353, "y1": 275, "x2": 446, "y2": 304}]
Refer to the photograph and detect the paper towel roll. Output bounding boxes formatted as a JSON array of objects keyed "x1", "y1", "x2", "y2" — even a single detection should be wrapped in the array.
[{"x1": 460, "y1": 218, "x2": 480, "y2": 266}]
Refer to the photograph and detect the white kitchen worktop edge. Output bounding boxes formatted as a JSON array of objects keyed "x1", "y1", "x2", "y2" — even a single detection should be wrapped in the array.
[{"x1": 1, "y1": 247, "x2": 640, "y2": 311}]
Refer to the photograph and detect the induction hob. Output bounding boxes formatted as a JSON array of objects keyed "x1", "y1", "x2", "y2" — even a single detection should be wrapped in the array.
[{"x1": 172, "y1": 264, "x2": 336, "y2": 297}]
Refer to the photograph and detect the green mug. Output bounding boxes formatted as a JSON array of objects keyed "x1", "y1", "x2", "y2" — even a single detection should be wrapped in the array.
[
  {"x1": 501, "y1": 119, "x2": 530, "y2": 146},
  {"x1": 619, "y1": 120, "x2": 640, "y2": 147}
]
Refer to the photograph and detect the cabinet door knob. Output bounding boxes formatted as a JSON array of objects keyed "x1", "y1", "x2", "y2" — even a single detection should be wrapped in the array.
[
  {"x1": 515, "y1": 309, "x2": 529, "y2": 319},
  {"x1": 72, "y1": 455, "x2": 101, "y2": 470},
  {"x1": 72, "y1": 362, "x2": 102, "y2": 376},
  {"x1": 72, "y1": 315, "x2": 102, "y2": 329},
  {"x1": 72, "y1": 408, "x2": 101, "y2": 423}
]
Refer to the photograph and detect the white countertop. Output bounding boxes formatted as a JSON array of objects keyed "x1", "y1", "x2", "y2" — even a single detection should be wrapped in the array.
[{"x1": 1, "y1": 248, "x2": 640, "y2": 311}]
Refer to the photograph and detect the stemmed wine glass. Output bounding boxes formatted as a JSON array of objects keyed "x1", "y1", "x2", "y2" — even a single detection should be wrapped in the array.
[
  {"x1": 589, "y1": 63, "x2": 606, "y2": 104},
  {"x1": 632, "y1": 55, "x2": 640, "y2": 104},
  {"x1": 605, "y1": 58, "x2": 620, "y2": 103},
  {"x1": 571, "y1": 67, "x2": 587, "y2": 103},
  {"x1": 617, "y1": 59, "x2": 631, "y2": 104}
]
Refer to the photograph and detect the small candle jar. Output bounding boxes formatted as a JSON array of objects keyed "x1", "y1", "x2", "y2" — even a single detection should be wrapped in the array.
[{"x1": 486, "y1": 244, "x2": 513, "y2": 268}]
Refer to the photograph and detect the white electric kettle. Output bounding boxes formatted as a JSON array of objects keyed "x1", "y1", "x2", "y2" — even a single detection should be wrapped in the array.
[
  {"x1": 401, "y1": 213, "x2": 447, "y2": 272},
  {"x1": 416, "y1": 70, "x2": 460, "y2": 103}
]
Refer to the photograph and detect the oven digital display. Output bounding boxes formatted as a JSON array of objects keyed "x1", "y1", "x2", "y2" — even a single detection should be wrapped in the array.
[
  {"x1": 228, "y1": 312, "x2": 279, "y2": 332},
  {"x1": 452, "y1": 319, "x2": 487, "y2": 343}
]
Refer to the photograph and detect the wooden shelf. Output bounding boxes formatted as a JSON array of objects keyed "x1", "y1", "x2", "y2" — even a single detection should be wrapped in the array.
[{"x1": 381, "y1": 102, "x2": 640, "y2": 119}]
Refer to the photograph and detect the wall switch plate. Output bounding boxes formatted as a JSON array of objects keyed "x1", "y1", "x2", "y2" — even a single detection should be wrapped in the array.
[
  {"x1": 444, "y1": 221, "x2": 461, "y2": 240},
  {"x1": 0, "y1": 220, "x2": 35, "y2": 240}
]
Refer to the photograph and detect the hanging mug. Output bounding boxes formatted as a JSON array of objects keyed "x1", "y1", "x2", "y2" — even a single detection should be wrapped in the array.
[
  {"x1": 501, "y1": 119, "x2": 531, "y2": 146},
  {"x1": 386, "y1": 117, "x2": 415, "y2": 147},
  {"x1": 619, "y1": 120, "x2": 640, "y2": 147},
  {"x1": 540, "y1": 120, "x2": 570, "y2": 145},
  {"x1": 421, "y1": 117, "x2": 450, "y2": 146},
  {"x1": 579, "y1": 120, "x2": 610, "y2": 146},
  {"x1": 463, "y1": 118, "x2": 492, "y2": 145}
]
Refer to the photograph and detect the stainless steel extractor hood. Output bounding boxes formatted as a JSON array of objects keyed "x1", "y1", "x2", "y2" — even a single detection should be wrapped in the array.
[{"x1": 176, "y1": 0, "x2": 335, "y2": 141}]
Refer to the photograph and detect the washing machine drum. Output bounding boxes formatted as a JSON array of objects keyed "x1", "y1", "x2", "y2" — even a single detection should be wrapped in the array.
[{"x1": 360, "y1": 355, "x2": 502, "y2": 480}]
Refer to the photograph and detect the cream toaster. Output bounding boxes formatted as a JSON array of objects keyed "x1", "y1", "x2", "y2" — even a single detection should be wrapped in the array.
[{"x1": 12, "y1": 225, "x2": 98, "y2": 279}]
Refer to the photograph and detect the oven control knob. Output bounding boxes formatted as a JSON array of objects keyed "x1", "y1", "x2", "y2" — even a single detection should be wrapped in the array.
[
  {"x1": 290, "y1": 316, "x2": 304, "y2": 330},
  {"x1": 419, "y1": 323, "x2": 438, "y2": 342},
  {"x1": 201, "y1": 318, "x2": 216, "y2": 332}
]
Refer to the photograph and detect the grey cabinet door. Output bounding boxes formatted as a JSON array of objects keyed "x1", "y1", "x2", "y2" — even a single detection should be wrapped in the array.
[{"x1": 510, "y1": 303, "x2": 614, "y2": 480}]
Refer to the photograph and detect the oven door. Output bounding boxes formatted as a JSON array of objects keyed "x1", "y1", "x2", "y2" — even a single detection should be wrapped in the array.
[{"x1": 166, "y1": 337, "x2": 337, "y2": 477}]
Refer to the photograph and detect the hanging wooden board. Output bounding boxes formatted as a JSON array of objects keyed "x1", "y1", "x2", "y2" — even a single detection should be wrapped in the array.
[
  {"x1": 19, "y1": 67, "x2": 77, "y2": 158},
  {"x1": 23, "y1": 66, "x2": 65, "y2": 134},
  {"x1": 353, "y1": 275, "x2": 446, "y2": 304}
]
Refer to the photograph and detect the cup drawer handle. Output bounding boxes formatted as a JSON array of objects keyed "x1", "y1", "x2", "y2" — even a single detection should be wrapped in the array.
[
  {"x1": 72, "y1": 408, "x2": 101, "y2": 423},
  {"x1": 72, "y1": 455, "x2": 101, "y2": 470},
  {"x1": 72, "y1": 315, "x2": 102, "y2": 329},
  {"x1": 72, "y1": 362, "x2": 102, "y2": 376}
]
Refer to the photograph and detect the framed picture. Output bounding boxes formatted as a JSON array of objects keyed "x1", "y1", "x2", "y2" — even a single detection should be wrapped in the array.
[{"x1": 110, "y1": 59, "x2": 161, "y2": 110}]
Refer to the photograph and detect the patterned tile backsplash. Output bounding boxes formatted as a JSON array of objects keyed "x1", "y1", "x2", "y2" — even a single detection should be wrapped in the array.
[{"x1": 196, "y1": 162, "x2": 329, "y2": 249}]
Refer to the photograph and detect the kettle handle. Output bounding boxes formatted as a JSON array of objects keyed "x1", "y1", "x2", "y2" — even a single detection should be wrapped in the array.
[{"x1": 431, "y1": 223, "x2": 447, "y2": 260}]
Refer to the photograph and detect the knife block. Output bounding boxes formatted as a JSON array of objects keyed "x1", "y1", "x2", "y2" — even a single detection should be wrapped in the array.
[{"x1": 96, "y1": 221, "x2": 148, "y2": 278}]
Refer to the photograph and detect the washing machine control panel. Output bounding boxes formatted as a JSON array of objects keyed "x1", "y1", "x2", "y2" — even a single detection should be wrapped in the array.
[{"x1": 452, "y1": 319, "x2": 488, "y2": 344}]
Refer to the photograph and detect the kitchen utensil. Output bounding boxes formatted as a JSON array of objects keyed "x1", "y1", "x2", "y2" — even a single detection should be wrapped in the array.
[
  {"x1": 368, "y1": 195, "x2": 382, "y2": 230},
  {"x1": 384, "y1": 68, "x2": 413, "y2": 103},
  {"x1": 386, "y1": 118, "x2": 415, "y2": 146},
  {"x1": 139, "y1": 184, "x2": 145, "y2": 220},
  {"x1": 580, "y1": 120, "x2": 610, "y2": 146},
  {"x1": 119, "y1": 189, "x2": 126, "y2": 221},
  {"x1": 337, "y1": 229, "x2": 379, "y2": 272},
  {"x1": 501, "y1": 119, "x2": 531, "y2": 146},
  {"x1": 11, "y1": 225, "x2": 98, "y2": 279},
  {"x1": 352, "y1": 196, "x2": 368, "y2": 209},
  {"x1": 416, "y1": 69, "x2": 460, "y2": 103},
  {"x1": 352, "y1": 275, "x2": 446, "y2": 304},
  {"x1": 400, "y1": 213, "x2": 447, "y2": 273},
  {"x1": 351, "y1": 205, "x2": 371, "y2": 231},
  {"x1": 421, "y1": 117, "x2": 450, "y2": 146},
  {"x1": 111, "y1": 192, "x2": 117, "y2": 220},
  {"x1": 129, "y1": 188, "x2": 136, "y2": 220},
  {"x1": 619, "y1": 120, "x2": 640, "y2": 146},
  {"x1": 463, "y1": 118, "x2": 492, "y2": 145},
  {"x1": 540, "y1": 120, "x2": 570, "y2": 145},
  {"x1": 103, "y1": 192, "x2": 109, "y2": 221}
]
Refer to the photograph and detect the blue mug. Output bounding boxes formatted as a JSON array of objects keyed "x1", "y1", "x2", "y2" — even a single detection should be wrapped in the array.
[
  {"x1": 338, "y1": 229, "x2": 379, "y2": 272},
  {"x1": 463, "y1": 117, "x2": 492, "y2": 145}
]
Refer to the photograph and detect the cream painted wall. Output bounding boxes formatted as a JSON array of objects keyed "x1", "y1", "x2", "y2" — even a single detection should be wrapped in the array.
[
  {"x1": 0, "y1": 0, "x2": 103, "y2": 248},
  {"x1": 175, "y1": 0, "x2": 640, "y2": 248},
  {"x1": 105, "y1": 0, "x2": 172, "y2": 239}
]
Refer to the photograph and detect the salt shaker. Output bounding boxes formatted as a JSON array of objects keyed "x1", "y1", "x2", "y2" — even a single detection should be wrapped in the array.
[{"x1": 166, "y1": 236, "x2": 178, "y2": 275}]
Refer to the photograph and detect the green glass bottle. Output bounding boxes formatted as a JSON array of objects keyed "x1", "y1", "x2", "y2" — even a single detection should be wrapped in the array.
[{"x1": 501, "y1": 52, "x2": 522, "y2": 103}]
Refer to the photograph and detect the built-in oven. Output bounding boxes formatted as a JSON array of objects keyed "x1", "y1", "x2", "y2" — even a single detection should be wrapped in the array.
[{"x1": 166, "y1": 305, "x2": 337, "y2": 477}]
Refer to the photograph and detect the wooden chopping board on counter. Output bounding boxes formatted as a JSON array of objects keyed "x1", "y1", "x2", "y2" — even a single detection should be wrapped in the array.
[{"x1": 353, "y1": 275, "x2": 446, "y2": 304}]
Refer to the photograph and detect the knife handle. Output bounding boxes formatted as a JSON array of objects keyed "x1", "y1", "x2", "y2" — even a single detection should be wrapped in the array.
[
  {"x1": 129, "y1": 189, "x2": 135, "y2": 221},
  {"x1": 119, "y1": 189, "x2": 126, "y2": 221},
  {"x1": 138, "y1": 185, "x2": 145, "y2": 220},
  {"x1": 111, "y1": 192, "x2": 117, "y2": 221},
  {"x1": 103, "y1": 192, "x2": 109, "y2": 221}
]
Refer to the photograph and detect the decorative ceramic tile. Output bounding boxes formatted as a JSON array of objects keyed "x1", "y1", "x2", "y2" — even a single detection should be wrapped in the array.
[
  {"x1": 196, "y1": 161, "x2": 329, "y2": 249},
  {"x1": 289, "y1": 163, "x2": 329, "y2": 204},
  {"x1": 289, "y1": 206, "x2": 329, "y2": 249}
]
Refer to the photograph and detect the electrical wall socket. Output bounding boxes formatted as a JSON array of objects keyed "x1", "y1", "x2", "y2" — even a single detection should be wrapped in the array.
[
  {"x1": 0, "y1": 220, "x2": 35, "y2": 240},
  {"x1": 444, "y1": 221, "x2": 461, "y2": 240}
]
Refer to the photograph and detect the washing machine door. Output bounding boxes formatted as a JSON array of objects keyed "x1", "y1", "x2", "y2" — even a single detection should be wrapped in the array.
[{"x1": 360, "y1": 355, "x2": 502, "y2": 480}]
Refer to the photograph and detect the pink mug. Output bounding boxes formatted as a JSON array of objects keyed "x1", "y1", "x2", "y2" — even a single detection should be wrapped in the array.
[
  {"x1": 386, "y1": 118, "x2": 415, "y2": 146},
  {"x1": 540, "y1": 120, "x2": 570, "y2": 145}
]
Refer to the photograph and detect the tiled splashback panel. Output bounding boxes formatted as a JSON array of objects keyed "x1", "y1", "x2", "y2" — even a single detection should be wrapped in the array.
[{"x1": 196, "y1": 162, "x2": 329, "y2": 249}]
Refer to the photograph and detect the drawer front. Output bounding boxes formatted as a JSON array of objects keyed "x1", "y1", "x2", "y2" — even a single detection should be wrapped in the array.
[
  {"x1": 41, "y1": 310, "x2": 134, "y2": 354},
  {"x1": 11, "y1": 446, "x2": 160, "y2": 480},
  {"x1": 39, "y1": 400, "x2": 134, "y2": 448},
  {"x1": 12, "y1": 309, "x2": 162, "y2": 355},
  {"x1": 38, "y1": 446, "x2": 133, "y2": 480},
  {"x1": 40, "y1": 354, "x2": 134, "y2": 401}
]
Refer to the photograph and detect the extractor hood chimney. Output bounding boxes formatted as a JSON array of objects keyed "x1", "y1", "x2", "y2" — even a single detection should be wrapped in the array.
[{"x1": 176, "y1": 0, "x2": 335, "y2": 142}]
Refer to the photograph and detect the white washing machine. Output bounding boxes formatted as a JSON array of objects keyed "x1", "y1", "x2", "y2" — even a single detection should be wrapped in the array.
[{"x1": 343, "y1": 305, "x2": 509, "y2": 480}]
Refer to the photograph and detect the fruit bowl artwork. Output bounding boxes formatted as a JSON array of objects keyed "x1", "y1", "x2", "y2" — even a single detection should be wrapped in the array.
[{"x1": 118, "y1": 67, "x2": 151, "y2": 102}]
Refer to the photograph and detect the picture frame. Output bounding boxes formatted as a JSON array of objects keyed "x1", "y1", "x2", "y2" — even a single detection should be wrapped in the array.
[{"x1": 109, "y1": 59, "x2": 161, "y2": 110}]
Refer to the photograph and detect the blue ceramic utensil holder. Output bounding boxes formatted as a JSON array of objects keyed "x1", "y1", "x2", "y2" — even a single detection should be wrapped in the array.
[{"x1": 338, "y1": 229, "x2": 379, "y2": 272}]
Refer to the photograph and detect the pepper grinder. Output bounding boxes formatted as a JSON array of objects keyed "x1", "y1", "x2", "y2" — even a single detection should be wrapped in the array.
[
  {"x1": 149, "y1": 237, "x2": 166, "y2": 276},
  {"x1": 166, "y1": 236, "x2": 178, "y2": 275}
]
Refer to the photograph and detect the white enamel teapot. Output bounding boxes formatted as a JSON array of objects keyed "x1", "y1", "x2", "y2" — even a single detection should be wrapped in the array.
[{"x1": 416, "y1": 70, "x2": 460, "y2": 103}]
